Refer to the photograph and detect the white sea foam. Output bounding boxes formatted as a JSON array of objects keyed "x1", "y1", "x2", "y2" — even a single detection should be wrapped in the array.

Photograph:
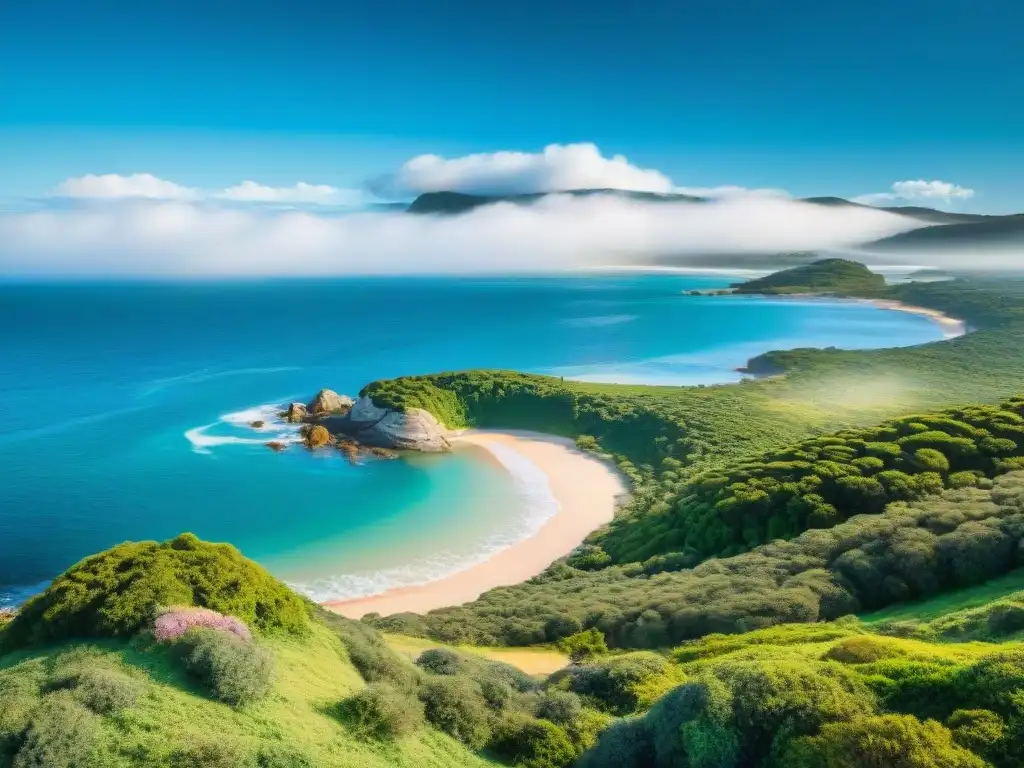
[
  {"x1": 221, "y1": 403, "x2": 288, "y2": 429},
  {"x1": 288, "y1": 439, "x2": 562, "y2": 602},
  {"x1": 185, "y1": 400, "x2": 302, "y2": 454}
]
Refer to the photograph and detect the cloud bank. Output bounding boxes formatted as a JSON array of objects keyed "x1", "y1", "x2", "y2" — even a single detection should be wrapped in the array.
[
  {"x1": 371, "y1": 143, "x2": 677, "y2": 197},
  {"x1": 55, "y1": 173, "x2": 362, "y2": 206},
  {"x1": 0, "y1": 194, "x2": 926, "y2": 277},
  {"x1": 854, "y1": 179, "x2": 976, "y2": 206}
]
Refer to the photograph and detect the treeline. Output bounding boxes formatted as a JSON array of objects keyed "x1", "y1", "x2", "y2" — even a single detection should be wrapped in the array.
[
  {"x1": 581, "y1": 621, "x2": 1024, "y2": 768},
  {"x1": 590, "y1": 397, "x2": 1024, "y2": 566},
  {"x1": 367, "y1": 472, "x2": 1024, "y2": 648},
  {"x1": 362, "y1": 370, "x2": 833, "y2": 479}
]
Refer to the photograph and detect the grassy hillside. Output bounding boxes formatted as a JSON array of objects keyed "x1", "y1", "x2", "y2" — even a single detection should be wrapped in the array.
[{"x1": 0, "y1": 536, "x2": 505, "y2": 768}]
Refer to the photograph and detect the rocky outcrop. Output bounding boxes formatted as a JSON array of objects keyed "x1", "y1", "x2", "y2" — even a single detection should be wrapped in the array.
[
  {"x1": 283, "y1": 403, "x2": 308, "y2": 423},
  {"x1": 302, "y1": 424, "x2": 333, "y2": 449},
  {"x1": 307, "y1": 389, "x2": 354, "y2": 416},
  {"x1": 337, "y1": 394, "x2": 452, "y2": 452},
  {"x1": 265, "y1": 441, "x2": 287, "y2": 452}
]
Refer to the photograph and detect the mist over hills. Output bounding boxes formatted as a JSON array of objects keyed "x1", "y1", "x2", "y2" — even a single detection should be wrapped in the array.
[{"x1": 408, "y1": 189, "x2": 1024, "y2": 270}]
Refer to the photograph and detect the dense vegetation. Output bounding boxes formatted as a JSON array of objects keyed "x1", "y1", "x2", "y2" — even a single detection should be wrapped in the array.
[
  {"x1": 370, "y1": 471, "x2": 1024, "y2": 647},
  {"x1": 731, "y1": 258, "x2": 886, "y2": 295},
  {"x1": 1, "y1": 533, "x2": 311, "y2": 651},
  {"x1": 598, "y1": 396, "x2": 1024, "y2": 565}
]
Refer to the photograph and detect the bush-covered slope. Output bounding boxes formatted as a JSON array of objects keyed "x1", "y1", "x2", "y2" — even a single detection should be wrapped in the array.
[
  {"x1": 578, "y1": 619, "x2": 1024, "y2": 768},
  {"x1": 596, "y1": 397, "x2": 1024, "y2": 565},
  {"x1": 2, "y1": 533, "x2": 311, "y2": 652}
]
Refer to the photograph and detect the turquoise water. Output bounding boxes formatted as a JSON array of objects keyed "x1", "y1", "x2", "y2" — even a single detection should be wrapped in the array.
[{"x1": 0, "y1": 274, "x2": 945, "y2": 605}]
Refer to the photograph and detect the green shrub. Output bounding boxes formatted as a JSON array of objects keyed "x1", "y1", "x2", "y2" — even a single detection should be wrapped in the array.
[
  {"x1": 644, "y1": 677, "x2": 738, "y2": 768},
  {"x1": 782, "y1": 714, "x2": 986, "y2": 768},
  {"x1": 12, "y1": 692, "x2": 99, "y2": 768},
  {"x1": 576, "y1": 435, "x2": 600, "y2": 452},
  {"x1": 320, "y1": 612, "x2": 420, "y2": 692},
  {"x1": 480, "y1": 678, "x2": 514, "y2": 711},
  {"x1": 168, "y1": 736, "x2": 251, "y2": 768},
  {"x1": 558, "y1": 629, "x2": 608, "y2": 663},
  {"x1": 181, "y1": 628, "x2": 275, "y2": 706},
  {"x1": 255, "y1": 743, "x2": 316, "y2": 768},
  {"x1": 823, "y1": 636, "x2": 905, "y2": 665},
  {"x1": 58, "y1": 667, "x2": 144, "y2": 715},
  {"x1": 914, "y1": 448, "x2": 950, "y2": 473},
  {"x1": 415, "y1": 648, "x2": 461, "y2": 675},
  {"x1": 418, "y1": 677, "x2": 492, "y2": 749},
  {"x1": 560, "y1": 652, "x2": 667, "y2": 714},
  {"x1": 0, "y1": 676, "x2": 38, "y2": 757},
  {"x1": 534, "y1": 691, "x2": 583, "y2": 726},
  {"x1": 712, "y1": 659, "x2": 875, "y2": 762},
  {"x1": 3, "y1": 534, "x2": 310, "y2": 650},
  {"x1": 953, "y1": 649, "x2": 1024, "y2": 716},
  {"x1": 491, "y1": 714, "x2": 577, "y2": 768},
  {"x1": 576, "y1": 717, "x2": 654, "y2": 768},
  {"x1": 948, "y1": 471, "x2": 980, "y2": 489},
  {"x1": 946, "y1": 709, "x2": 1004, "y2": 758},
  {"x1": 343, "y1": 682, "x2": 425, "y2": 740}
]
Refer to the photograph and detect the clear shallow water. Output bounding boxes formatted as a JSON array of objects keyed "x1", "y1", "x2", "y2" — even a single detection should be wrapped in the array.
[{"x1": 0, "y1": 274, "x2": 944, "y2": 605}]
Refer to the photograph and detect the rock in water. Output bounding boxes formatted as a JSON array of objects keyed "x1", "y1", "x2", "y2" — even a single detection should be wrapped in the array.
[
  {"x1": 284, "y1": 403, "x2": 308, "y2": 423},
  {"x1": 303, "y1": 425, "x2": 332, "y2": 449},
  {"x1": 250, "y1": 420, "x2": 266, "y2": 429},
  {"x1": 265, "y1": 441, "x2": 287, "y2": 452},
  {"x1": 307, "y1": 389, "x2": 354, "y2": 415}
]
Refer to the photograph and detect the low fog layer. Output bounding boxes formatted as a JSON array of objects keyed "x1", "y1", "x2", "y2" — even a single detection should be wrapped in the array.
[{"x1": 0, "y1": 194, "x2": 929, "y2": 277}]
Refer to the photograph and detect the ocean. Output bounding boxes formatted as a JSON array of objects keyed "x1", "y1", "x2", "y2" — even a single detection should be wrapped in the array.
[{"x1": 0, "y1": 273, "x2": 945, "y2": 606}]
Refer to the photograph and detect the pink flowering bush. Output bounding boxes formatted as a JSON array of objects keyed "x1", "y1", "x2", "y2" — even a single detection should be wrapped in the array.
[{"x1": 153, "y1": 606, "x2": 252, "y2": 643}]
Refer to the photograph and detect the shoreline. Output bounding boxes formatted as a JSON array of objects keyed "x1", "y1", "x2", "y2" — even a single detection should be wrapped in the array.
[
  {"x1": 862, "y1": 298, "x2": 967, "y2": 339},
  {"x1": 324, "y1": 430, "x2": 626, "y2": 618},
  {"x1": 739, "y1": 292, "x2": 968, "y2": 339}
]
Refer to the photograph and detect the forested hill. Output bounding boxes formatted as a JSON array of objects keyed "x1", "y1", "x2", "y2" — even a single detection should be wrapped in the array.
[
  {"x1": 731, "y1": 258, "x2": 886, "y2": 295},
  {"x1": 866, "y1": 213, "x2": 1024, "y2": 252}
]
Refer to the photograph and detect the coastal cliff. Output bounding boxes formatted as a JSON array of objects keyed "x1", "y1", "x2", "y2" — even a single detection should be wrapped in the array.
[
  {"x1": 292, "y1": 392, "x2": 452, "y2": 453},
  {"x1": 337, "y1": 394, "x2": 452, "y2": 452}
]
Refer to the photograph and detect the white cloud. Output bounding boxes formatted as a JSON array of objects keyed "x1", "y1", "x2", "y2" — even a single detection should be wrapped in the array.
[
  {"x1": 216, "y1": 181, "x2": 363, "y2": 205},
  {"x1": 54, "y1": 173, "x2": 361, "y2": 206},
  {"x1": 854, "y1": 179, "x2": 976, "y2": 206},
  {"x1": 56, "y1": 173, "x2": 199, "y2": 200},
  {"x1": 373, "y1": 143, "x2": 677, "y2": 196},
  {"x1": 0, "y1": 194, "x2": 926, "y2": 277}
]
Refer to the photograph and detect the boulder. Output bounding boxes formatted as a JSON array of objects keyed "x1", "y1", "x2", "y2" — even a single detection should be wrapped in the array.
[
  {"x1": 303, "y1": 425, "x2": 333, "y2": 449},
  {"x1": 265, "y1": 441, "x2": 287, "y2": 452},
  {"x1": 250, "y1": 420, "x2": 266, "y2": 429},
  {"x1": 343, "y1": 395, "x2": 451, "y2": 452},
  {"x1": 307, "y1": 389, "x2": 354, "y2": 415},
  {"x1": 283, "y1": 403, "x2": 308, "y2": 423}
]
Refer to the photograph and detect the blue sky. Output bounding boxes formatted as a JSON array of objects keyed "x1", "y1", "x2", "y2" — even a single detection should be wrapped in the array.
[{"x1": 1, "y1": 0, "x2": 1022, "y2": 211}]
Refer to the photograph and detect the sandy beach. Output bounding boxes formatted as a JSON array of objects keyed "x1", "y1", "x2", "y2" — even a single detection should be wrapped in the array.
[
  {"x1": 864, "y1": 299, "x2": 967, "y2": 339},
  {"x1": 325, "y1": 431, "x2": 626, "y2": 618}
]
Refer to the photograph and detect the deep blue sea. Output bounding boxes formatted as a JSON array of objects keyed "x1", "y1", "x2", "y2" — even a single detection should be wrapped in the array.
[{"x1": 0, "y1": 273, "x2": 945, "y2": 606}]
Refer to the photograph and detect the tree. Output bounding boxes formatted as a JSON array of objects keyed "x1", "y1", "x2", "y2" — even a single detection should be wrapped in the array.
[{"x1": 559, "y1": 629, "x2": 609, "y2": 663}]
